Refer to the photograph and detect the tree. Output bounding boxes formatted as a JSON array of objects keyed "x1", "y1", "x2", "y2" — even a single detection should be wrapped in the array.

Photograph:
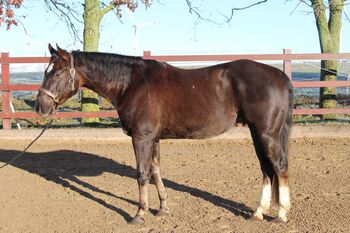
[{"x1": 310, "y1": 0, "x2": 345, "y2": 116}]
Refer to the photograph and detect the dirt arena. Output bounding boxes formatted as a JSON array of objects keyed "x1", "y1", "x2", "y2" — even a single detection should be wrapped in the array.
[{"x1": 0, "y1": 126, "x2": 349, "y2": 233}]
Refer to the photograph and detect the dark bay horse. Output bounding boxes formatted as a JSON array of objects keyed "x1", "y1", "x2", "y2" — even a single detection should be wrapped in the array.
[{"x1": 36, "y1": 44, "x2": 293, "y2": 224}]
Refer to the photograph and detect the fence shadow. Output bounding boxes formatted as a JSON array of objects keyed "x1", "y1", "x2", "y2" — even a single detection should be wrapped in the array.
[{"x1": 0, "y1": 149, "x2": 253, "y2": 221}]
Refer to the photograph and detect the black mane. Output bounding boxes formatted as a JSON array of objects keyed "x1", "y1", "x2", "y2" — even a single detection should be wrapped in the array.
[{"x1": 72, "y1": 51, "x2": 146, "y2": 92}]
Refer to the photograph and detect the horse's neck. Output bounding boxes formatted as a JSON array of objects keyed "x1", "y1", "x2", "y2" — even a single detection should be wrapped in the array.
[
  {"x1": 81, "y1": 75, "x2": 121, "y2": 106},
  {"x1": 78, "y1": 57, "x2": 134, "y2": 107}
]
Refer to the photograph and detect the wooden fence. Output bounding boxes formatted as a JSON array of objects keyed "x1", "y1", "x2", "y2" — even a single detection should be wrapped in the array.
[{"x1": 1, "y1": 49, "x2": 350, "y2": 129}]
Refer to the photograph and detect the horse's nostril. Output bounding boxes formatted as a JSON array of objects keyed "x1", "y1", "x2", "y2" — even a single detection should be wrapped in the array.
[{"x1": 36, "y1": 104, "x2": 41, "y2": 114}]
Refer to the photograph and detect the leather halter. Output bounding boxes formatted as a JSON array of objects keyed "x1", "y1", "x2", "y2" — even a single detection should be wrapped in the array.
[{"x1": 39, "y1": 53, "x2": 76, "y2": 104}]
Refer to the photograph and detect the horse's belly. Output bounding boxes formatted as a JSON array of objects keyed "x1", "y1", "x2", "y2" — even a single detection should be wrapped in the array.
[
  {"x1": 160, "y1": 112, "x2": 237, "y2": 139},
  {"x1": 186, "y1": 123, "x2": 235, "y2": 139}
]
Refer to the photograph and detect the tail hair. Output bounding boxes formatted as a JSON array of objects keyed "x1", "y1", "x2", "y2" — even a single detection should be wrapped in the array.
[
  {"x1": 272, "y1": 84, "x2": 293, "y2": 204},
  {"x1": 272, "y1": 174, "x2": 279, "y2": 205}
]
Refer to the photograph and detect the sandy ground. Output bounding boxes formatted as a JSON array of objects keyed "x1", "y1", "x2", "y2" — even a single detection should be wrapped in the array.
[{"x1": 0, "y1": 126, "x2": 350, "y2": 233}]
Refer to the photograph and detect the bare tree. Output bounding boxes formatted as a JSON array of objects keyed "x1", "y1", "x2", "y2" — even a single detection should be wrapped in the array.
[{"x1": 291, "y1": 0, "x2": 347, "y2": 116}]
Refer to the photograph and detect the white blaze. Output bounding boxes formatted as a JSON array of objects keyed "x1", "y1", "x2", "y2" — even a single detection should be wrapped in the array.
[{"x1": 46, "y1": 63, "x2": 54, "y2": 73}]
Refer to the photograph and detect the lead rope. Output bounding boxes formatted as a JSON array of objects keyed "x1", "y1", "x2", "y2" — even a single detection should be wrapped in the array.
[{"x1": 0, "y1": 119, "x2": 54, "y2": 169}]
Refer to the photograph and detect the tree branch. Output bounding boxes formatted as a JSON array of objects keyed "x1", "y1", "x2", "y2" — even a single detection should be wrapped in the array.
[
  {"x1": 100, "y1": 2, "x2": 116, "y2": 18},
  {"x1": 295, "y1": 0, "x2": 312, "y2": 7},
  {"x1": 185, "y1": 0, "x2": 269, "y2": 24},
  {"x1": 43, "y1": 0, "x2": 83, "y2": 43},
  {"x1": 344, "y1": 8, "x2": 350, "y2": 23},
  {"x1": 290, "y1": 1, "x2": 304, "y2": 15},
  {"x1": 224, "y1": 0, "x2": 268, "y2": 22},
  {"x1": 185, "y1": 0, "x2": 220, "y2": 25}
]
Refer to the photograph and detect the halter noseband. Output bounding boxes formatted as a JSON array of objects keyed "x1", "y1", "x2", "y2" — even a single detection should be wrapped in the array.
[{"x1": 39, "y1": 53, "x2": 76, "y2": 104}]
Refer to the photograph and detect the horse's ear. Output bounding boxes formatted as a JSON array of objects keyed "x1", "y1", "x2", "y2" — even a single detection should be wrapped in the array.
[
  {"x1": 48, "y1": 43, "x2": 57, "y2": 56},
  {"x1": 56, "y1": 44, "x2": 70, "y2": 61}
]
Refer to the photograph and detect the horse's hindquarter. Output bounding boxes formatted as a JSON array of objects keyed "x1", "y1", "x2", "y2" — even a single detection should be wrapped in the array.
[{"x1": 229, "y1": 60, "x2": 293, "y2": 126}]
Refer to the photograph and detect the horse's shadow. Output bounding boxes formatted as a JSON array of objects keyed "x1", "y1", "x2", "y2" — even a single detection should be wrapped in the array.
[{"x1": 0, "y1": 149, "x2": 253, "y2": 222}]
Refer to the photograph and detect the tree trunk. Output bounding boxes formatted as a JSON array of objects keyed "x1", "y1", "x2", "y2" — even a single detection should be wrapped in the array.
[
  {"x1": 311, "y1": 0, "x2": 344, "y2": 119},
  {"x1": 81, "y1": 0, "x2": 102, "y2": 124}
]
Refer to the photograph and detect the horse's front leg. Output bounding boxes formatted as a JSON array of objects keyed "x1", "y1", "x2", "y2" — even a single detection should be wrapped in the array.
[
  {"x1": 129, "y1": 137, "x2": 153, "y2": 225},
  {"x1": 151, "y1": 140, "x2": 169, "y2": 216}
]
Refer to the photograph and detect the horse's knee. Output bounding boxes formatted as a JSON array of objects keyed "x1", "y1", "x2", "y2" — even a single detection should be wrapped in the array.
[
  {"x1": 276, "y1": 154, "x2": 288, "y2": 173},
  {"x1": 151, "y1": 165, "x2": 160, "y2": 176},
  {"x1": 137, "y1": 171, "x2": 150, "y2": 186}
]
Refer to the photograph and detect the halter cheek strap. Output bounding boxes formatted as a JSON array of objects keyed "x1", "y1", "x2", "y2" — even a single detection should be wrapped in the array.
[
  {"x1": 40, "y1": 53, "x2": 76, "y2": 104},
  {"x1": 39, "y1": 88, "x2": 59, "y2": 103}
]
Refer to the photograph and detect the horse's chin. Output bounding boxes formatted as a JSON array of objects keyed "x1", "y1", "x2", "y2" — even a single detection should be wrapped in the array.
[
  {"x1": 38, "y1": 111, "x2": 50, "y2": 117},
  {"x1": 36, "y1": 104, "x2": 56, "y2": 117}
]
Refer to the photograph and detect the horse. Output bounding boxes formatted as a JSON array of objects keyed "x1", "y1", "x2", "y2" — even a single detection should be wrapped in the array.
[{"x1": 36, "y1": 44, "x2": 293, "y2": 225}]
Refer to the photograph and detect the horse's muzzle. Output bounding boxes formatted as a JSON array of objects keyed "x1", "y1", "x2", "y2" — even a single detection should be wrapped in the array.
[{"x1": 36, "y1": 93, "x2": 56, "y2": 117}]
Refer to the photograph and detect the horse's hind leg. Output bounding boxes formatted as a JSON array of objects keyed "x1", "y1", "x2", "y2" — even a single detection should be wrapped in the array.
[
  {"x1": 274, "y1": 171, "x2": 290, "y2": 223},
  {"x1": 150, "y1": 140, "x2": 169, "y2": 216},
  {"x1": 249, "y1": 123, "x2": 291, "y2": 223},
  {"x1": 252, "y1": 174, "x2": 272, "y2": 221},
  {"x1": 250, "y1": 129, "x2": 273, "y2": 221}
]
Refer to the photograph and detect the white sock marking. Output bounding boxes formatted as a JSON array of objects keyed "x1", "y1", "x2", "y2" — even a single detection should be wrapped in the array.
[
  {"x1": 260, "y1": 184, "x2": 271, "y2": 211},
  {"x1": 253, "y1": 183, "x2": 271, "y2": 219},
  {"x1": 279, "y1": 186, "x2": 290, "y2": 210},
  {"x1": 278, "y1": 186, "x2": 290, "y2": 222}
]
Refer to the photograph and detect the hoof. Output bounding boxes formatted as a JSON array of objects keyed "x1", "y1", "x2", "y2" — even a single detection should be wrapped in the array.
[
  {"x1": 155, "y1": 208, "x2": 170, "y2": 217},
  {"x1": 128, "y1": 216, "x2": 145, "y2": 225},
  {"x1": 248, "y1": 215, "x2": 263, "y2": 221},
  {"x1": 271, "y1": 217, "x2": 288, "y2": 224}
]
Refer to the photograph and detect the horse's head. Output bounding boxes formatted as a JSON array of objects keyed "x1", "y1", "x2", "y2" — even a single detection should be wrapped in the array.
[{"x1": 36, "y1": 44, "x2": 80, "y2": 116}]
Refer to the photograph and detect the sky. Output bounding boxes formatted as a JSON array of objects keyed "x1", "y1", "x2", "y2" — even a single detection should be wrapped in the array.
[{"x1": 1, "y1": 0, "x2": 350, "y2": 58}]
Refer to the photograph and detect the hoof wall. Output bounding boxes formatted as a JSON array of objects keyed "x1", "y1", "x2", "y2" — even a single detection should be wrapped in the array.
[
  {"x1": 155, "y1": 209, "x2": 170, "y2": 217},
  {"x1": 271, "y1": 217, "x2": 288, "y2": 224},
  {"x1": 248, "y1": 215, "x2": 263, "y2": 221},
  {"x1": 128, "y1": 216, "x2": 145, "y2": 225}
]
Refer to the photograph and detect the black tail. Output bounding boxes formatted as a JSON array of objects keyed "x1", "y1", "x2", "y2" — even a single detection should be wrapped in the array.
[{"x1": 272, "y1": 79, "x2": 293, "y2": 204}]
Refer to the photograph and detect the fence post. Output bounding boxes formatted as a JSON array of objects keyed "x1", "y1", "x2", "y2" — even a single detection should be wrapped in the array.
[
  {"x1": 283, "y1": 48, "x2": 292, "y2": 80},
  {"x1": 1, "y1": 52, "x2": 11, "y2": 129},
  {"x1": 143, "y1": 51, "x2": 151, "y2": 59}
]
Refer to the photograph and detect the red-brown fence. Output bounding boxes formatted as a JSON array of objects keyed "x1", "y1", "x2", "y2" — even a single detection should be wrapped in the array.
[{"x1": 1, "y1": 49, "x2": 350, "y2": 130}]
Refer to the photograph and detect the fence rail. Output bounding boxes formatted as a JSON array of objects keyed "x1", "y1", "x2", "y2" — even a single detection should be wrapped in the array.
[{"x1": 1, "y1": 50, "x2": 350, "y2": 129}]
